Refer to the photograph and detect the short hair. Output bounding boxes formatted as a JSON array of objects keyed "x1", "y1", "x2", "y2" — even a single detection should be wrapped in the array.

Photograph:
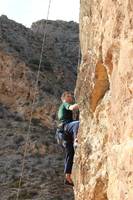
[{"x1": 61, "y1": 91, "x2": 72, "y2": 101}]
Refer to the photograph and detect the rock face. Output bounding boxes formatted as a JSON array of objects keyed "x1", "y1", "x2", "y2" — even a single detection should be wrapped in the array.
[
  {"x1": 74, "y1": 0, "x2": 133, "y2": 200},
  {"x1": 0, "y1": 15, "x2": 79, "y2": 199}
]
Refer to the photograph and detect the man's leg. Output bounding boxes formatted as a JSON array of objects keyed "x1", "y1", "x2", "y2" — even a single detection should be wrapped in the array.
[
  {"x1": 64, "y1": 142, "x2": 74, "y2": 185},
  {"x1": 64, "y1": 121, "x2": 79, "y2": 185}
]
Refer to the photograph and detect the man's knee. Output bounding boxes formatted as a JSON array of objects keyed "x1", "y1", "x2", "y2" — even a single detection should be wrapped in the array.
[
  {"x1": 73, "y1": 121, "x2": 79, "y2": 128},
  {"x1": 73, "y1": 121, "x2": 79, "y2": 131}
]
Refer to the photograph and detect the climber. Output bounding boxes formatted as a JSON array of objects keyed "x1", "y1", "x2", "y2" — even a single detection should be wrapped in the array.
[{"x1": 57, "y1": 91, "x2": 79, "y2": 186}]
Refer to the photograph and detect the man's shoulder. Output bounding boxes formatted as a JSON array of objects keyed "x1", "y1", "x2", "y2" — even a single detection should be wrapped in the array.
[
  {"x1": 58, "y1": 103, "x2": 66, "y2": 110},
  {"x1": 63, "y1": 102, "x2": 70, "y2": 106},
  {"x1": 63, "y1": 102, "x2": 72, "y2": 110}
]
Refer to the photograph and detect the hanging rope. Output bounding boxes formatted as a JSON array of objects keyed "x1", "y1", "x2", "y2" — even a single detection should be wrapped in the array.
[{"x1": 16, "y1": 0, "x2": 52, "y2": 199}]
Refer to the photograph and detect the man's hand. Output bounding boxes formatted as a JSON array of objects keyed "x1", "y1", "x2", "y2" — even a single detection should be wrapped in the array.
[{"x1": 69, "y1": 104, "x2": 79, "y2": 111}]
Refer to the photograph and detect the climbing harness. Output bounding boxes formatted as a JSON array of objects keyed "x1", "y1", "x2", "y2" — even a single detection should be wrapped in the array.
[{"x1": 16, "y1": 0, "x2": 52, "y2": 199}]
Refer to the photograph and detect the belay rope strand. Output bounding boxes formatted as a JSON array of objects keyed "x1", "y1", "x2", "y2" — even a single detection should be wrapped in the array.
[{"x1": 16, "y1": 0, "x2": 52, "y2": 199}]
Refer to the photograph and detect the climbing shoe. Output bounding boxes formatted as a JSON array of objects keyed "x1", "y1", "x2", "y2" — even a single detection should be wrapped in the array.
[{"x1": 64, "y1": 179, "x2": 74, "y2": 187}]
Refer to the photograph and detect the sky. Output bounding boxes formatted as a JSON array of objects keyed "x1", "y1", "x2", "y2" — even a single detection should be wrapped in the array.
[{"x1": 0, "y1": 0, "x2": 80, "y2": 27}]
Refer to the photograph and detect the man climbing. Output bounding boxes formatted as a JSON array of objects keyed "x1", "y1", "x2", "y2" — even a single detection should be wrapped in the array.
[{"x1": 57, "y1": 91, "x2": 79, "y2": 186}]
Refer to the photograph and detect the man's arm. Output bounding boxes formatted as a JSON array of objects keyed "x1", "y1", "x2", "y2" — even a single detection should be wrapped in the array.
[{"x1": 69, "y1": 103, "x2": 79, "y2": 111}]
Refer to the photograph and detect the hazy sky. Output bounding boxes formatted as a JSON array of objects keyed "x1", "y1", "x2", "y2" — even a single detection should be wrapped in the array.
[{"x1": 0, "y1": 0, "x2": 80, "y2": 27}]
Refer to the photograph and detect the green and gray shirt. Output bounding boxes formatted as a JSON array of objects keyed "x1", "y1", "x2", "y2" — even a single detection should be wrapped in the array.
[{"x1": 58, "y1": 102, "x2": 73, "y2": 123}]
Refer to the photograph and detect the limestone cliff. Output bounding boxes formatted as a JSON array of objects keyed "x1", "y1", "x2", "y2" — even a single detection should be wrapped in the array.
[
  {"x1": 74, "y1": 0, "x2": 133, "y2": 200},
  {"x1": 0, "y1": 15, "x2": 79, "y2": 200}
]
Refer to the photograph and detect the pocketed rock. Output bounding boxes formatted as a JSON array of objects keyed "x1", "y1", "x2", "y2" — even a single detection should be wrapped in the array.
[{"x1": 74, "y1": 0, "x2": 133, "y2": 200}]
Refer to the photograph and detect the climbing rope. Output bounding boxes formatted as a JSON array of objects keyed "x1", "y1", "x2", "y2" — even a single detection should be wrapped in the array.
[{"x1": 16, "y1": 0, "x2": 52, "y2": 199}]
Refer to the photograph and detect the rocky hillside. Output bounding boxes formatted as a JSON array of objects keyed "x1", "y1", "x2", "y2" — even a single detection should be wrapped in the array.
[
  {"x1": 0, "y1": 15, "x2": 79, "y2": 199},
  {"x1": 31, "y1": 19, "x2": 79, "y2": 75},
  {"x1": 74, "y1": 0, "x2": 133, "y2": 200},
  {"x1": 0, "y1": 15, "x2": 79, "y2": 126}
]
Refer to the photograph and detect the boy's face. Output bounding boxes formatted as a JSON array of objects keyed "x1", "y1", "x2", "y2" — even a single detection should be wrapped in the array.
[{"x1": 64, "y1": 94, "x2": 73, "y2": 103}]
